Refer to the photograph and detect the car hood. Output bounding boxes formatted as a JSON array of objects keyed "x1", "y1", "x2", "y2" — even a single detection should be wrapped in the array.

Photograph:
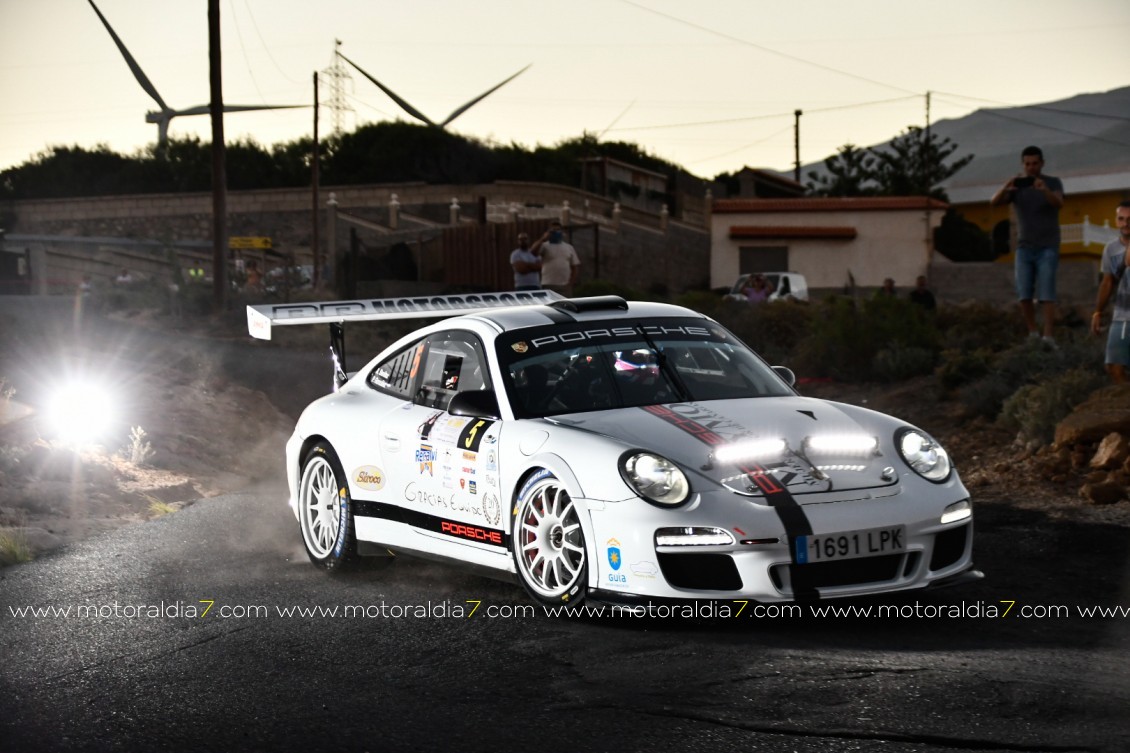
[{"x1": 545, "y1": 397, "x2": 900, "y2": 497}]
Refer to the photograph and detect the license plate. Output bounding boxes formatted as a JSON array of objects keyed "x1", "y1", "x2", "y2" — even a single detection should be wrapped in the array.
[{"x1": 794, "y1": 525, "x2": 906, "y2": 564}]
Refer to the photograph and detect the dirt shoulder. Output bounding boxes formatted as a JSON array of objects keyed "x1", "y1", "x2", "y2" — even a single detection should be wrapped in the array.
[{"x1": 0, "y1": 299, "x2": 295, "y2": 560}]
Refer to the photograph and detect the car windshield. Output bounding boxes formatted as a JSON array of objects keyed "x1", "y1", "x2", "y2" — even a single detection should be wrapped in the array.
[{"x1": 496, "y1": 317, "x2": 793, "y2": 418}]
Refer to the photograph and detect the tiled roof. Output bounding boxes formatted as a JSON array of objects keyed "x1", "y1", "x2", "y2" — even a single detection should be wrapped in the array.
[
  {"x1": 714, "y1": 197, "x2": 948, "y2": 213},
  {"x1": 729, "y1": 225, "x2": 857, "y2": 240}
]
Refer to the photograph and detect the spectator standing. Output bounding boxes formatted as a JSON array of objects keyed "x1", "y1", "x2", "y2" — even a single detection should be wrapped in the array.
[
  {"x1": 743, "y1": 274, "x2": 771, "y2": 304},
  {"x1": 878, "y1": 278, "x2": 896, "y2": 297},
  {"x1": 509, "y1": 232, "x2": 541, "y2": 291},
  {"x1": 909, "y1": 275, "x2": 936, "y2": 310},
  {"x1": 533, "y1": 220, "x2": 580, "y2": 297},
  {"x1": 990, "y1": 145, "x2": 1065, "y2": 344},
  {"x1": 1091, "y1": 201, "x2": 1130, "y2": 383}
]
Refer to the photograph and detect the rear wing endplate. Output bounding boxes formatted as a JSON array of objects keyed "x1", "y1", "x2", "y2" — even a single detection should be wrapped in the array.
[{"x1": 246, "y1": 290, "x2": 562, "y2": 341}]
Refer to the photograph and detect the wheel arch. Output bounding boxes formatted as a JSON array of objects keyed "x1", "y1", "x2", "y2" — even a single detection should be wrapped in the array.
[{"x1": 509, "y1": 453, "x2": 583, "y2": 513}]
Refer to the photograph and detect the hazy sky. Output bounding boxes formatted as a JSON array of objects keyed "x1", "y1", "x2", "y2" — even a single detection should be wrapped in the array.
[{"x1": 2, "y1": 0, "x2": 1128, "y2": 178}]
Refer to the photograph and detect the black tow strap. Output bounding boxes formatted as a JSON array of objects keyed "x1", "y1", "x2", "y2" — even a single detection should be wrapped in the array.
[{"x1": 642, "y1": 404, "x2": 819, "y2": 600}]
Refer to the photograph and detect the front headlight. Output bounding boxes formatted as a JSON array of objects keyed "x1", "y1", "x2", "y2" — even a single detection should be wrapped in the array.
[
  {"x1": 620, "y1": 451, "x2": 690, "y2": 506},
  {"x1": 896, "y1": 428, "x2": 951, "y2": 483}
]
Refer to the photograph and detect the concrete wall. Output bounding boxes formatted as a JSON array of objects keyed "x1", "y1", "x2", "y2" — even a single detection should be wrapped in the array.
[
  {"x1": 927, "y1": 257, "x2": 1100, "y2": 308},
  {"x1": 2, "y1": 181, "x2": 710, "y2": 295}
]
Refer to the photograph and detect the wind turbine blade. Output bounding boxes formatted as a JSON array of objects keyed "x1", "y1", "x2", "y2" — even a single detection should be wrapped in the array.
[
  {"x1": 338, "y1": 52, "x2": 436, "y2": 127},
  {"x1": 174, "y1": 104, "x2": 307, "y2": 117},
  {"x1": 440, "y1": 64, "x2": 531, "y2": 128},
  {"x1": 86, "y1": 0, "x2": 169, "y2": 111}
]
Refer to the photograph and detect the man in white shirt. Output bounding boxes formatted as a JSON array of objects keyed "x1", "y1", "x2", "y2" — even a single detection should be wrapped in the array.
[
  {"x1": 509, "y1": 232, "x2": 541, "y2": 291},
  {"x1": 532, "y1": 220, "x2": 580, "y2": 297}
]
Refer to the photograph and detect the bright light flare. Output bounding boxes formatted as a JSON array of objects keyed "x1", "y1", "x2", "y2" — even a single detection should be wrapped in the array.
[
  {"x1": 805, "y1": 434, "x2": 879, "y2": 455},
  {"x1": 714, "y1": 438, "x2": 787, "y2": 464},
  {"x1": 44, "y1": 381, "x2": 117, "y2": 445}
]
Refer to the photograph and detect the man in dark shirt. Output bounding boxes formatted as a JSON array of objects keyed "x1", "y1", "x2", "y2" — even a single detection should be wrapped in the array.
[{"x1": 990, "y1": 145, "x2": 1065, "y2": 344}]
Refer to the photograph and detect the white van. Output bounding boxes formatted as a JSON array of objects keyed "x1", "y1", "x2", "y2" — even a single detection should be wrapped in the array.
[{"x1": 724, "y1": 272, "x2": 809, "y2": 303}]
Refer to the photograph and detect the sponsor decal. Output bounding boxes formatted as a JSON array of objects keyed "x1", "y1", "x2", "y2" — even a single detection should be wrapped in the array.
[
  {"x1": 486, "y1": 450, "x2": 497, "y2": 471},
  {"x1": 263, "y1": 291, "x2": 558, "y2": 323},
  {"x1": 512, "y1": 342, "x2": 529, "y2": 353},
  {"x1": 482, "y1": 492, "x2": 501, "y2": 526},
  {"x1": 416, "y1": 445, "x2": 436, "y2": 476},
  {"x1": 427, "y1": 417, "x2": 469, "y2": 446},
  {"x1": 630, "y1": 560, "x2": 658, "y2": 578},
  {"x1": 606, "y1": 539, "x2": 622, "y2": 571},
  {"x1": 525, "y1": 324, "x2": 712, "y2": 350},
  {"x1": 468, "y1": 480, "x2": 477, "y2": 495},
  {"x1": 418, "y1": 411, "x2": 442, "y2": 440},
  {"x1": 440, "y1": 520, "x2": 503, "y2": 546},
  {"x1": 352, "y1": 465, "x2": 385, "y2": 491},
  {"x1": 458, "y1": 418, "x2": 494, "y2": 453},
  {"x1": 461, "y1": 466, "x2": 476, "y2": 475},
  {"x1": 605, "y1": 538, "x2": 627, "y2": 586},
  {"x1": 485, "y1": 474, "x2": 498, "y2": 488},
  {"x1": 459, "y1": 478, "x2": 466, "y2": 490},
  {"x1": 462, "y1": 451, "x2": 477, "y2": 461}
]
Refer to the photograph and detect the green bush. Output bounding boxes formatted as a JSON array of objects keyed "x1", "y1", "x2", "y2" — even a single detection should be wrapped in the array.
[
  {"x1": 953, "y1": 335, "x2": 1105, "y2": 421},
  {"x1": 713, "y1": 300, "x2": 815, "y2": 365},
  {"x1": 873, "y1": 344, "x2": 938, "y2": 383},
  {"x1": 573, "y1": 279, "x2": 654, "y2": 301},
  {"x1": 791, "y1": 295, "x2": 939, "y2": 381},
  {"x1": 999, "y1": 368, "x2": 1107, "y2": 444},
  {"x1": 935, "y1": 301, "x2": 1022, "y2": 353},
  {"x1": 936, "y1": 348, "x2": 993, "y2": 392}
]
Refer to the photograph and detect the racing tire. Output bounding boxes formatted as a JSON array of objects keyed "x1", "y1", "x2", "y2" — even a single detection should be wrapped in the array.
[
  {"x1": 297, "y1": 441, "x2": 361, "y2": 572},
  {"x1": 511, "y1": 470, "x2": 588, "y2": 607}
]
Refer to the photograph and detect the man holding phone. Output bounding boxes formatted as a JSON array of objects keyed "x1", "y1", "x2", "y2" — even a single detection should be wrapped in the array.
[{"x1": 990, "y1": 145, "x2": 1066, "y2": 344}]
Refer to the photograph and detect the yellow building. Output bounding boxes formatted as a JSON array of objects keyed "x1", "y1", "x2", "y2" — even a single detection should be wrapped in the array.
[{"x1": 948, "y1": 168, "x2": 1130, "y2": 260}]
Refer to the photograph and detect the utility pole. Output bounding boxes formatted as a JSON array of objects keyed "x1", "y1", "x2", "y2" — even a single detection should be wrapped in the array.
[
  {"x1": 312, "y1": 71, "x2": 320, "y2": 288},
  {"x1": 208, "y1": 0, "x2": 228, "y2": 312},
  {"x1": 793, "y1": 109, "x2": 802, "y2": 183},
  {"x1": 924, "y1": 90, "x2": 932, "y2": 185}
]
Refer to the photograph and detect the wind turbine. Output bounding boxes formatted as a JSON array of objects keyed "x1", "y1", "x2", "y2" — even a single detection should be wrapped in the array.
[
  {"x1": 87, "y1": 0, "x2": 303, "y2": 153},
  {"x1": 338, "y1": 52, "x2": 530, "y2": 129}
]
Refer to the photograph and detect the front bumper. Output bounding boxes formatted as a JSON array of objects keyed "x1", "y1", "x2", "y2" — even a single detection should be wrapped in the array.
[{"x1": 585, "y1": 484, "x2": 976, "y2": 603}]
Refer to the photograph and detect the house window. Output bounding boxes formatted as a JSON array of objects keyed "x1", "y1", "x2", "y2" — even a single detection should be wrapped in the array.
[{"x1": 739, "y1": 246, "x2": 788, "y2": 274}]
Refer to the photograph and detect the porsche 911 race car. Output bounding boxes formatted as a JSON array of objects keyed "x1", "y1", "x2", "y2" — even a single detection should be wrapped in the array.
[{"x1": 248, "y1": 292, "x2": 980, "y2": 606}]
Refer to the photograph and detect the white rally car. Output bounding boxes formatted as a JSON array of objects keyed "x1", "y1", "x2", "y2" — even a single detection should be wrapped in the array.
[{"x1": 248, "y1": 292, "x2": 980, "y2": 607}]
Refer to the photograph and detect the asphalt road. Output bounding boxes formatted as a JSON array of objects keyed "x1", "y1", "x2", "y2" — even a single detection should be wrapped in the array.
[
  {"x1": 2, "y1": 485, "x2": 1128, "y2": 753},
  {"x1": 2, "y1": 296, "x2": 1129, "y2": 752}
]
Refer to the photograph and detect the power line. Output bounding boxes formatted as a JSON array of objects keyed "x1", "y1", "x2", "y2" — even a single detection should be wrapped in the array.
[
  {"x1": 228, "y1": 0, "x2": 267, "y2": 102},
  {"x1": 607, "y1": 95, "x2": 920, "y2": 133},
  {"x1": 931, "y1": 94, "x2": 1130, "y2": 148},
  {"x1": 932, "y1": 89, "x2": 1130, "y2": 123},
  {"x1": 689, "y1": 123, "x2": 794, "y2": 165},
  {"x1": 616, "y1": 0, "x2": 919, "y2": 96}
]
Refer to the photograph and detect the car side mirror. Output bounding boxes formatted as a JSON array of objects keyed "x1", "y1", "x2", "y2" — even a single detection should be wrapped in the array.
[
  {"x1": 448, "y1": 390, "x2": 501, "y2": 419},
  {"x1": 772, "y1": 366, "x2": 796, "y2": 387}
]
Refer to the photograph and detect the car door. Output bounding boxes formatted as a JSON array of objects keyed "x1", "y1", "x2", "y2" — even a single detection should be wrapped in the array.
[{"x1": 376, "y1": 329, "x2": 505, "y2": 548}]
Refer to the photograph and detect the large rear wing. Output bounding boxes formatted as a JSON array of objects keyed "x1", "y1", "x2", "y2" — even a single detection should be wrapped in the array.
[
  {"x1": 247, "y1": 290, "x2": 563, "y2": 391},
  {"x1": 246, "y1": 290, "x2": 562, "y2": 341}
]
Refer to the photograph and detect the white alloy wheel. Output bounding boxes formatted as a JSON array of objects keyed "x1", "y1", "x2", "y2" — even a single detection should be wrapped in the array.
[
  {"x1": 513, "y1": 471, "x2": 587, "y2": 605},
  {"x1": 298, "y1": 443, "x2": 358, "y2": 570}
]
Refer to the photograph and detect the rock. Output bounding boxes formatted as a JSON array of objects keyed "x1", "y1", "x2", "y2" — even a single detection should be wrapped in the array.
[
  {"x1": 1080, "y1": 481, "x2": 1128, "y2": 506},
  {"x1": 1055, "y1": 384, "x2": 1130, "y2": 447},
  {"x1": 1090, "y1": 432, "x2": 1130, "y2": 470}
]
